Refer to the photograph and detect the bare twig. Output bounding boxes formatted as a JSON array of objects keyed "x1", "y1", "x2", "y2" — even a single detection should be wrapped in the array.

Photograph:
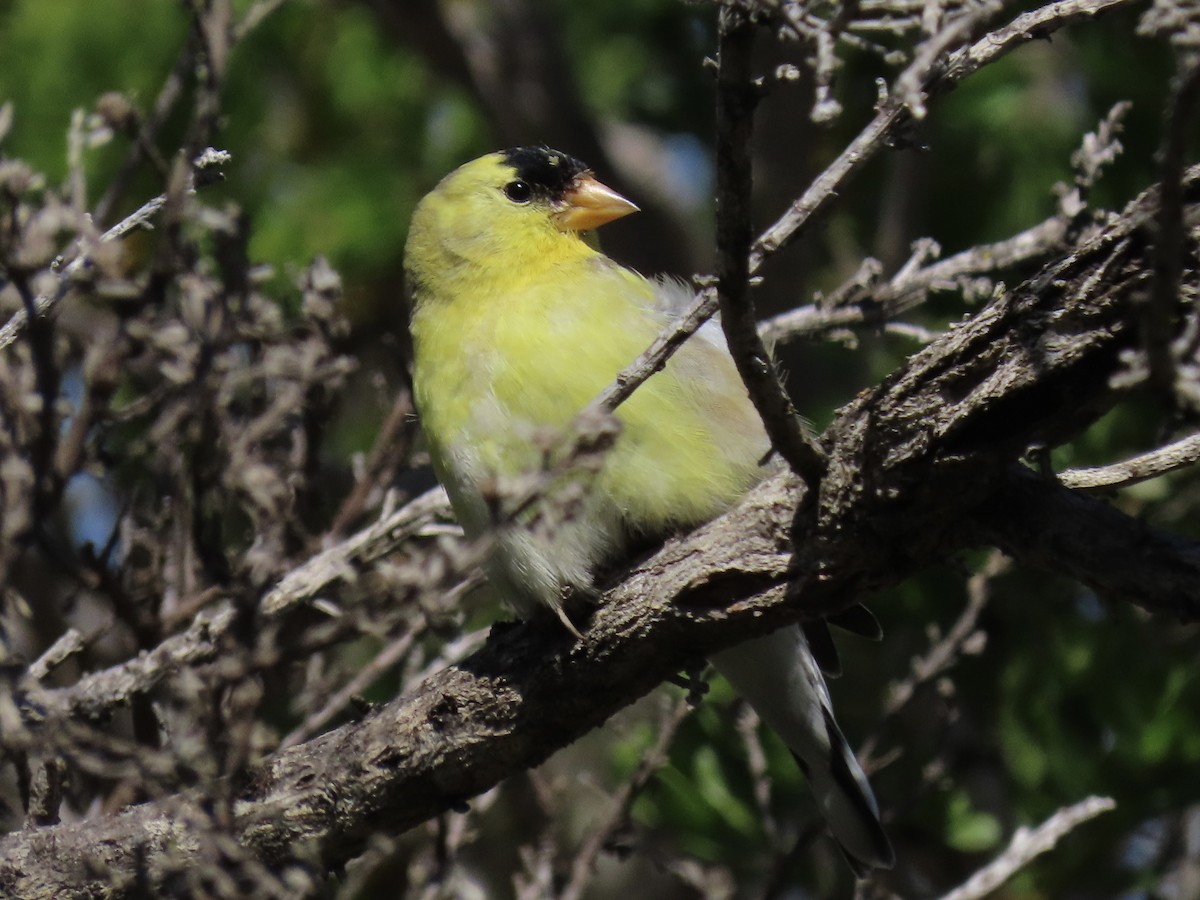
[
  {"x1": 884, "y1": 320, "x2": 942, "y2": 342},
  {"x1": 936, "y1": 796, "x2": 1117, "y2": 900},
  {"x1": 716, "y1": 6, "x2": 826, "y2": 482},
  {"x1": 92, "y1": 62, "x2": 184, "y2": 223},
  {"x1": 324, "y1": 388, "x2": 417, "y2": 540},
  {"x1": 1146, "y1": 57, "x2": 1200, "y2": 399},
  {"x1": 859, "y1": 550, "x2": 1000, "y2": 768},
  {"x1": 0, "y1": 149, "x2": 231, "y2": 352},
  {"x1": 883, "y1": 216, "x2": 1065, "y2": 302},
  {"x1": 261, "y1": 485, "x2": 453, "y2": 616},
  {"x1": 883, "y1": 552, "x2": 1000, "y2": 716},
  {"x1": 751, "y1": 0, "x2": 1139, "y2": 272},
  {"x1": 587, "y1": 286, "x2": 720, "y2": 415},
  {"x1": 23, "y1": 629, "x2": 85, "y2": 684},
  {"x1": 1058, "y1": 431, "x2": 1200, "y2": 492},
  {"x1": 279, "y1": 625, "x2": 424, "y2": 749},
  {"x1": 558, "y1": 698, "x2": 691, "y2": 900},
  {"x1": 735, "y1": 705, "x2": 778, "y2": 841},
  {"x1": 759, "y1": 214, "x2": 1067, "y2": 345},
  {"x1": 893, "y1": 1, "x2": 1003, "y2": 121}
]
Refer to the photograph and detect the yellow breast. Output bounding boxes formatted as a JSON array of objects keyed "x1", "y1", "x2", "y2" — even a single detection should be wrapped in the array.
[{"x1": 411, "y1": 252, "x2": 768, "y2": 544}]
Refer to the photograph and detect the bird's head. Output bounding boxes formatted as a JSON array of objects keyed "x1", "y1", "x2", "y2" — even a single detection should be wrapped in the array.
[{"x1": 404, "y1": 146, "x2": 638, "y2": 302}]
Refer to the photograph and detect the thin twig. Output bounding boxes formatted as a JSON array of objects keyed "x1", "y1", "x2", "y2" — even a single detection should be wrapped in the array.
[
  {"x1": 716, "y1": 6, "x2": 826, "y2": 482},
  {"x1": 558, "y1": 698, "x2": 692, "y2": 900},
  {"x1": 884, "y1": 320, "x2": 942, "y2": 342},
  {"x1": 323, "y1": 388, "x2": 417, "y2": 540},
  {"x1": 586, "y1": 287, "x2": 719, "y2": 415},
  {"x1": 936, "y1": 796, "x2": 1117, "y2": 900},
  {"x1": 92, "y1": 52, "x2": 188, "y2": 224},
  {"x1": 24, "y1": 629, "x2": 85, "y2": 684},
  {"x1": 750, "y1": 0, "x2": 1139, "y2": 272},
  {"x1": 0, "y1": 149, "x2": 230, "y2": 352},
  {"x1": 759, "y1": 214, "x2": 1067, "y2": 345},
  {"x1": 1058, "y1": 431, "x2": 1200, "y2": 492},
  {"x1": 859, "y1": 550, "x2": 1001, "y2": 765},
  {"x1": 893, "y1": 1, "x2": 1003, "y2": 121},
  {"x1": 262, "y1": 485, "x2": 454, "y2": 616},
  {"x1": 1146, "y1": 57, "x2": 1200, "y2": 398},
  {"x1": 279, "y1": 625, "x2": 424, "y2": 749},
  {"x1": 884, "y1": 552, "x2": 1001, "y2": 716}
]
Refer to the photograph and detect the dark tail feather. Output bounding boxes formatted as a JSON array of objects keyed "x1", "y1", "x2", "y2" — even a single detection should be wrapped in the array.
[
  {"x1": 710, "y1": 627, "x2": 893, "y2": 875},
  {"x1": 826, "y1": 603, "x2": 883, "y2": 641}
]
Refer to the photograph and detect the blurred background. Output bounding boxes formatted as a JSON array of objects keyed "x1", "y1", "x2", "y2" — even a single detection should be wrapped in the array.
[{"x1": 0, "y1": 1, "x2": 1197, "y2": 898}]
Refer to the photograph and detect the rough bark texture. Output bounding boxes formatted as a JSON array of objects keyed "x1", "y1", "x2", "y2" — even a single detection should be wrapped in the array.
[{"x1": 806, "y1": 177, "x2": 1162, "y2": 600}]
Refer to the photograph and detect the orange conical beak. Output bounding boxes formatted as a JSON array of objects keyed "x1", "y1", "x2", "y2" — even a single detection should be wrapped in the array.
[{"x1": 553, "y1": 174, "x2": 639, "y2": 232}]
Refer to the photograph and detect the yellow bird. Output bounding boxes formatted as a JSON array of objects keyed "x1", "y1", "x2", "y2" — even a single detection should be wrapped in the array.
[{"x1": 405, "y1": 146, "x2": 893, "y2": 874}]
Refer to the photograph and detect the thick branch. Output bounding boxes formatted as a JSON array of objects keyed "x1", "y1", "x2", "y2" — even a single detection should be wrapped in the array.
[
  {"x1": 972, "y1": 468, "x2": 1200, "y2": 620},
  {"x1": 807, "y1": 168, "x2": 1198, "y2": 593}
]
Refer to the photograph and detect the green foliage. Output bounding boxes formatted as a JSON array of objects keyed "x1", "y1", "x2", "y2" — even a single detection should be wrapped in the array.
[
  {"x1": 221, "y1": 3, "x2": 485, "y2": 291},
  {"x1": 0, "y1": 1, "x2": 184, "y2": 174},
  {"x1": 945, "y1": 788, "x2": 1004, "y2": 853}
]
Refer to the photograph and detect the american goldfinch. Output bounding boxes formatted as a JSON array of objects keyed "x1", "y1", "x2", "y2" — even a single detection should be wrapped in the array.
[{"x1": 405, "y1": 146, "x2": 893, "y2": 874}]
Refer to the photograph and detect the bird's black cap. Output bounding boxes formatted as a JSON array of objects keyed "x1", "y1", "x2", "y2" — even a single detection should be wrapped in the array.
[{"x1": 501, "y1": 146, "x2": 590, "y2": 201}]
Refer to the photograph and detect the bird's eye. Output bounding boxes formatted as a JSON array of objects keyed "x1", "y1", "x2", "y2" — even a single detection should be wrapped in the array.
[{"x1": 504, "y1": 180, "x2": 533, "y2": 203}]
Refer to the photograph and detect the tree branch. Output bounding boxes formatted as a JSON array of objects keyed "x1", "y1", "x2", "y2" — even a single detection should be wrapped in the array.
[
  {"x1": 22, "y1": 485, "x2": 453, "y2": 724},
  {"x1": 715, "y1": 6, "x2": 827, "y2": 482},
  {"x1": 971, "y1": 467, "x2": 1200, "y2": 620},
  {"x1": 749, "y1": 0, "x2": 1140, "y2": 273},
  {"x1": 1058, "y1": 431, "x2": 1200, "y2": 491},
  {"x1": 0, "y1": 148, "x2": 230, "y2": 353},
  {"x1": 936, "y1": 796, "x2": 1117, "y2": 900}
]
